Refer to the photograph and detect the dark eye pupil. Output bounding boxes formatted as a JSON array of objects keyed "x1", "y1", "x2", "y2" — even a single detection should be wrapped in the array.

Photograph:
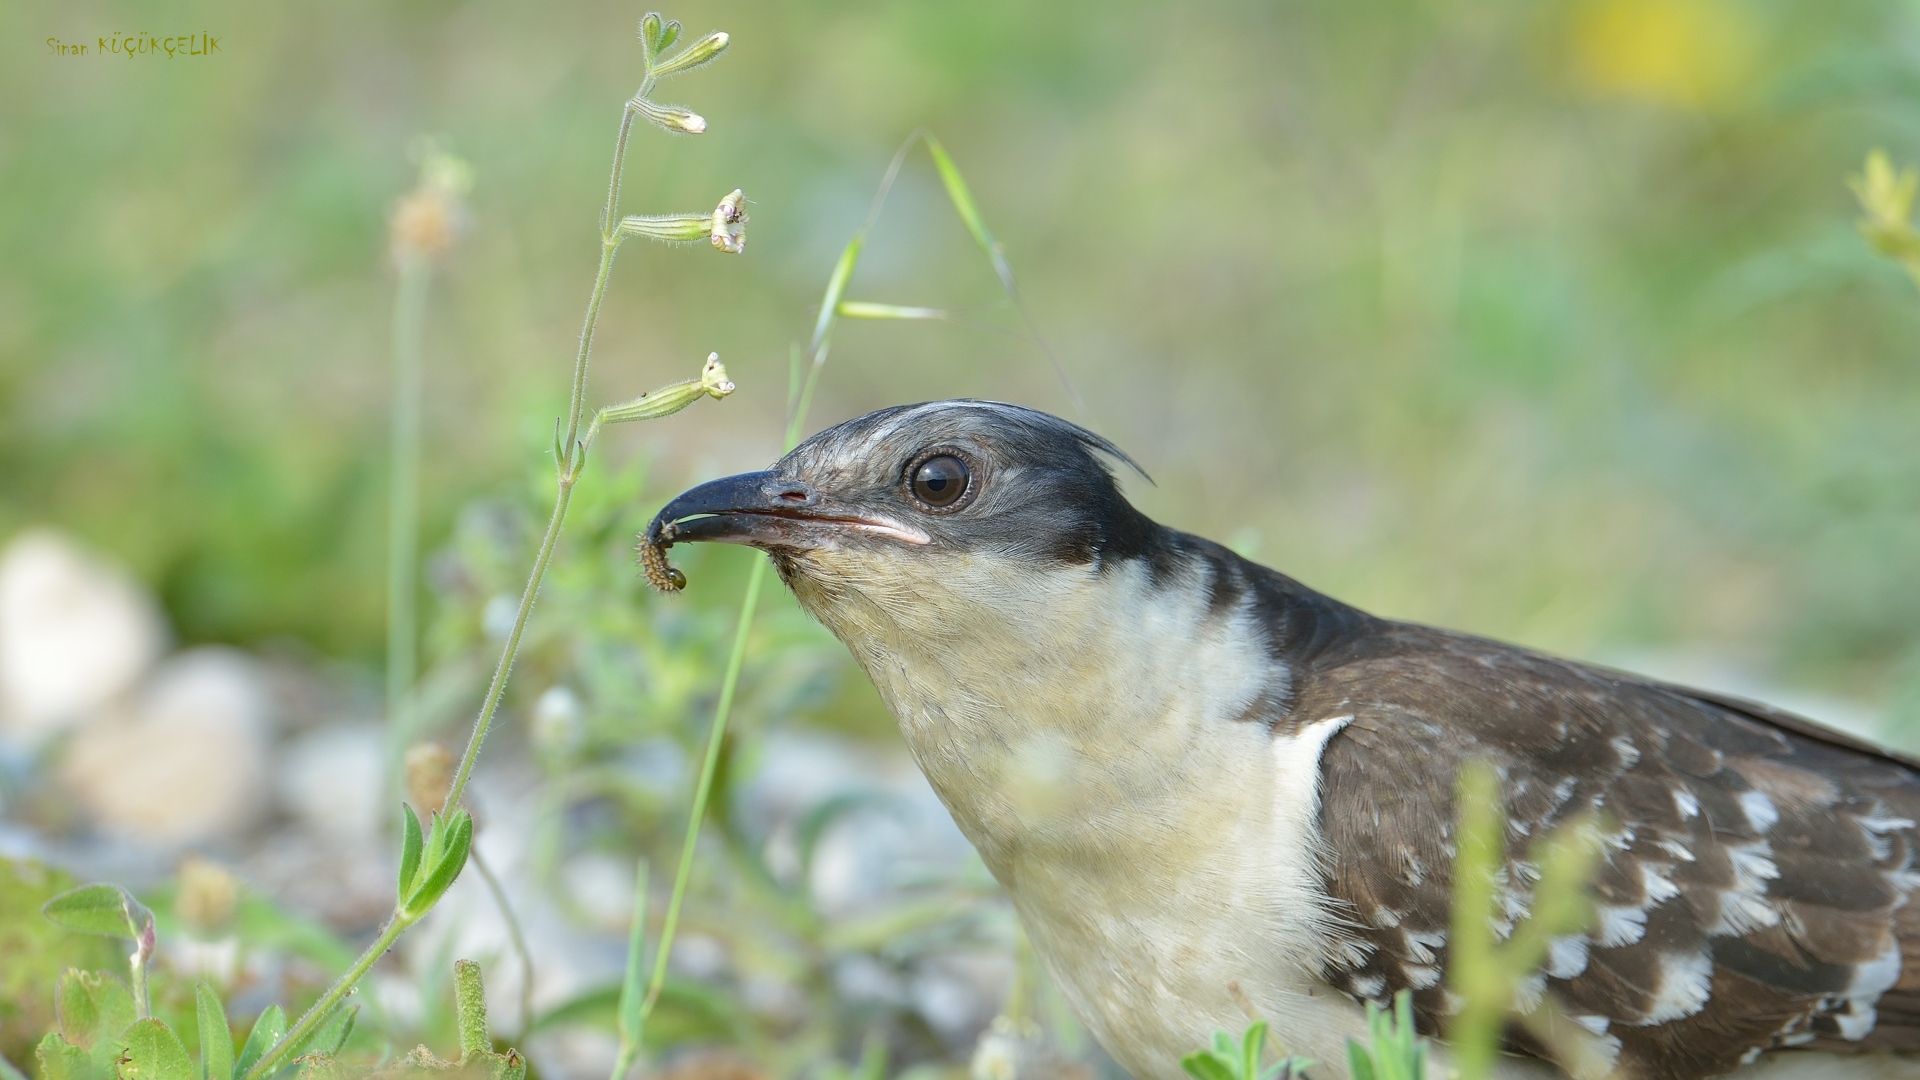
[{"x1": 912, "y1": 455, "x2": 969, "y2": 507}]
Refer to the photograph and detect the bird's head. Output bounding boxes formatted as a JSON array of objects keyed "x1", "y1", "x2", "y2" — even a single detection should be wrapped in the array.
[{"x1": 644, "y1": 400, "x2": 1158, "y2": 644}]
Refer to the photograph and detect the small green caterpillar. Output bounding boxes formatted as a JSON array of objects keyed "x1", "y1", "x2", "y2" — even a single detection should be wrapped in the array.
[{"x1": 637, "y1": 533, "x2": 687, "y2": 592}]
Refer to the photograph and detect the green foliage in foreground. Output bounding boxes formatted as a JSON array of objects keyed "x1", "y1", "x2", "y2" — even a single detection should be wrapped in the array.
[
  {"x1": 1346, "y1": 995, "x2": 1426, "y2": 1080},
  {"x1": 30, "y1": 960, "x2": 519, "y2": 1080},
  {"x1": 1179, "y1": 1020, "x2": 1310, "y2": 1080}
]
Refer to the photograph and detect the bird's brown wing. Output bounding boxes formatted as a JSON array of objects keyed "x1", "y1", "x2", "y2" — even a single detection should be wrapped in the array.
[{"x1": 1303, "y1": 623, "x2": 1920, "y2": 1079}]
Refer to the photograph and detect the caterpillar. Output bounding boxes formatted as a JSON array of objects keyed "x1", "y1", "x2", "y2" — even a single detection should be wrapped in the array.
[{"x1": 637, "y1": 533, "x2": 687, "y2": 592}]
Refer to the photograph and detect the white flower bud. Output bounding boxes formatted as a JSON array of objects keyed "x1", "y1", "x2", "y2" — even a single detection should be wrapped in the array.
[{"x1": 633, "y1": 97, "x2": 706, "y2": 134}]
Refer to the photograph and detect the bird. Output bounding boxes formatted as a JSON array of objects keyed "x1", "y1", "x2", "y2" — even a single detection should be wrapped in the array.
[{"x1": 644, "y1": 400, "x2": 1920, "y2": 1080}]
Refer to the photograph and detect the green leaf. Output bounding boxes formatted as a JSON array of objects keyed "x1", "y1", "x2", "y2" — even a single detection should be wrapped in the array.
[
  {"x1": 43, "y1": 885, "x2": 155, "y2": 944},
  {"x1": 233, "y1": 1007, "x2": 284, "y2": 1080},
  {"x1": 57, "y1": 970, "x2": 136, "y2": 1055},
  {"x1": 1346, "y1": 1039, "x2": 1376, "y2": 1080},
  {"x1": 397, "y1": 804, "x2": 423, "y2": 899},
  {"x1": 0, "y1": 1050, "x2": 29, "y2": 1080},
  {"x1": 294, "y1": 1005, "x2": 356, "y2": 1061},
  {"x1": 401, "y1": 810, "x2": 471, "y2": 918},
  {"x1": 657, "y1": 20, "x2": 681, "y2": 53},
  {"x1": 196, "y1": 985, "x2": 233, "y2": 1080},
  {"x1": 923, "y1": 133, "x2": 1014, "y2": 291},
  {"x1": 808, "y1": 234, "x2": 863, "y2": 358},
  {"x1": 1241, "y1": 1021, "x2": 1267, "y2": 1079},
  {"x1": 35, "y1": 1032, "x2": 94, "y2": 1080},
  {"x1": 1179, "y1": 1052, "x2": 1235, "y2": 1080},
  {"x1": 615, "y1": 859, "x2": 650, "y2": 1046},
  {"x1": 115, "y1": 1020, "x2": 192, "y2": 1080}
]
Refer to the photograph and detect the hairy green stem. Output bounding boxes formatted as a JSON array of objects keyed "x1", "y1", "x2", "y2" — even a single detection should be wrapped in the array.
[
  {"x1": 251, "y1": 75, "x2": 664, "y2": 1080},
  {"x1": 447, "y1": 470, "x2": 577, "y2": 813},
  {"x1": 244, "y1": 914, "x2": 411, "y2": 1080},
  {"x1": 447, "y1": 92, "x2": 641, "y2": 814}
]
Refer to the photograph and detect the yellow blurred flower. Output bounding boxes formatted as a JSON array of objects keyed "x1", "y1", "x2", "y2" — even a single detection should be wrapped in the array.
[{"x1": 1568, "y1": 0, "x2": 1758, "y2": 110}]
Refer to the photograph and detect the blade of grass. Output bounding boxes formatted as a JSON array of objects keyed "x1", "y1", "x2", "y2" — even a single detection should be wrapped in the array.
[
  {"x1": 922, "y1": 132, "x2": 1085, "y2": 419},
  {"x1": 836, "y1": 301, "x2": 948, "y2": 320},
  {"x1": 386, "y1": 252, "x2": 429, "y2": 787},
  {"x1": 470, "y1": 847, "x2": 535, "y2": 1038},
  {"x1": 606, "y1": 858, "x2": 653, "y2": 1080}
]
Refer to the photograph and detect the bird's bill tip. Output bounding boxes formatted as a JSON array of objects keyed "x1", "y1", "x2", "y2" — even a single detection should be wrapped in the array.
[{"x1": 644, "y1": 470, "x2": 930, "y2": 554}]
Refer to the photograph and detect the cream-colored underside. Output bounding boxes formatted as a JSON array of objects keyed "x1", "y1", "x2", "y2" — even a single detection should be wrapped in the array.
[{"x1": 782, "y1": 545, "x2": 1916, "y2": 1080}]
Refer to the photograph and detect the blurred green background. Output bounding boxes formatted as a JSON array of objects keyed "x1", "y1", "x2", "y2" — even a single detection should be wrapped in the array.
[{"x1": 7, "y1": 0, "x2": 1920, "y2": 735}]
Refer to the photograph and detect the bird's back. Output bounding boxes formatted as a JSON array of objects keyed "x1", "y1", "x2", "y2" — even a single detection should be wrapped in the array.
[{"x1": 1292, "y1": 605, "x2": 1920, "y2": 1078}]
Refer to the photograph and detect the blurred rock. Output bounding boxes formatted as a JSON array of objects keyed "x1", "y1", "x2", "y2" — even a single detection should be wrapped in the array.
[
  {"x1": 531, "y1": 685, "x2": 584, "y2": 759},
  {"x1": 279, "y1": 722, "x2": 387, "y2": 845},
  {"x1": 913, "y1": 952, "x2": 1013, "y2": 1046},
  {"x1": 969, "y1": 1019, "x2": 1092, "y2": 1080},
  {"x1": 60, "y1": 647, "x2": 269, "y2": 845},
  {"x1": 559, "y1": 850, "x2": 638, "y2": 932},
  {"x1": 0, "y1": 528, "x2": 165, "y2": 747},
  {"x1": 735, "y1": 731, "x2": 973, "y2": 916},
  {"x1": 522, "y1": 1028, "x2": 618, "y2": 1080}
]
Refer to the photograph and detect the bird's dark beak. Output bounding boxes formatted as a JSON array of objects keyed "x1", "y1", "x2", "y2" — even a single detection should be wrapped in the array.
[{"x1": 644, "y1": 470, "x2": 930, "y2": 555}]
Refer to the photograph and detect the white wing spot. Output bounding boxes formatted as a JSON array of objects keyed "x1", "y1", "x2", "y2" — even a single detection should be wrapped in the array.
[
  {"x1": 1637, "y1": 950, "x2": 1713, "y2": 1024},
  {"x1": 1372, "y1": 906, "x2": 1402, "y2": 929},
  {"x1": 1548, "y1": 934, "x2": 1590, "y2": 979},
  {"x1": 1709, "y1": 842, "x2": 1782, "y2": 935},
  {"x1": 1610, "y1": 735, "x2": 1640, "y2": 769},
  {"x1": 1861, "y1": 811, "x2": 1916, "y2": 834},
  {"x1": 1657, "y1": 837, "x2": 1696, "y2": 862},
  {"x1": 1673, "y1": 788, "x2": 1700, "y2": 820},
  {"x1": 1353, "y1": 974, "x2": 1386, "y2": 1000},
  {"x1": 1641, "y1": 862, "x2": 1681, "y2": 905},
  {"x1": 1738, "y1": 789, "x2": 1779, "y2": 833},
  {"x1": 1514, "y1": 972, "x2": 1546, "y2": 1013},
  {"x1": 1573, "y1": 1014, "x2": 1610, "y2": 1036},
  {"x1": 1594, "y1": 903, "x2": 1648, "y2": 947},
  {"x1": 1400, "y1": 852, "x2": 1425, "y2": 887},
  {"x1": 1405, "y1": 929, "x2": 1446, "y2": 965},
  {"x1": 1405, "y1": 964, "x2": 1441, "y2": 990}
]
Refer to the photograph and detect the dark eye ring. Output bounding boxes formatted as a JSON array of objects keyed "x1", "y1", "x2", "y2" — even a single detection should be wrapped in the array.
[{"x1": 907, "y1": 453, "x2": 972, "y2": 510}]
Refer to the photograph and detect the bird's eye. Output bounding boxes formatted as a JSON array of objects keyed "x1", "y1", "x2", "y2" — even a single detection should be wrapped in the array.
[{"x1": 909, "y1": 454, "x2": 971, "y2": 510}]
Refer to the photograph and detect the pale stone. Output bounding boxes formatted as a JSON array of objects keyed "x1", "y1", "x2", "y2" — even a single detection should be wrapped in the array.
[
  {"x1": 60, "y1": 647, "x2": 270, "y2": 845},
  {"x1": 278, "y1": 722, "x2": 388, "y2": 845},
  {"x1": 0, "y1": 528, "x2": 166, "y2": 746}
]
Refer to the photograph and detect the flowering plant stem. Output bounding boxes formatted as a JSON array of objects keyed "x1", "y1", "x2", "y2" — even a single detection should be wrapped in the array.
[
  {"x1": 245, "y1": 22, "x2": 738, "y2": 1074},
  {"x1": 626, "y1": 130, "x2": 1054, "y2": 1066}
]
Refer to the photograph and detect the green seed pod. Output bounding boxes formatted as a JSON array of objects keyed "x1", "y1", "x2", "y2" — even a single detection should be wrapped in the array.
[
  {"x1": 633, "y1": 96, "x2": 706, "y2": 135},
  {"x1": 650, "y1": 31, "x2": 728, "y2": 78}
]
